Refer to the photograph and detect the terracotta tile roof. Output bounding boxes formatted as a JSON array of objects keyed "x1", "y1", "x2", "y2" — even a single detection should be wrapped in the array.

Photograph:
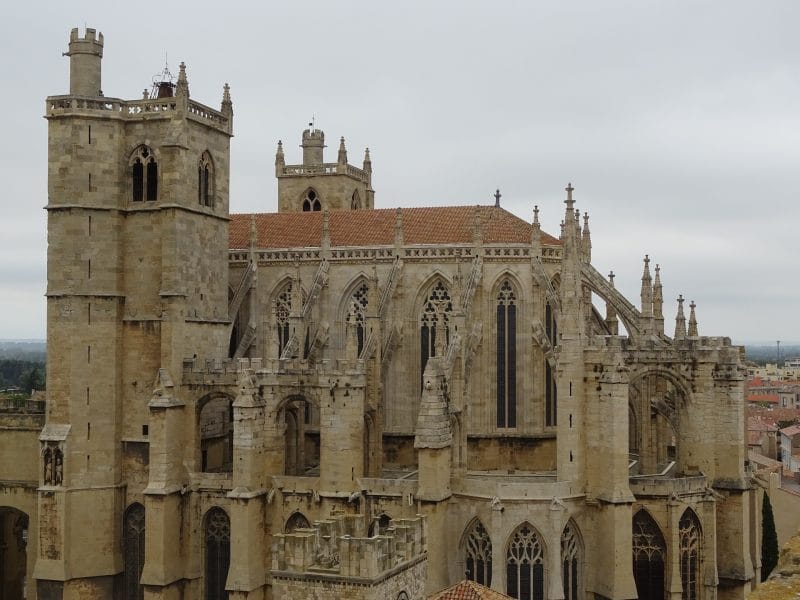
[
  {"x1": 428, "y1": 580, "x2": 512, "y2": 600},
  {"x1": 745, "y1": 407, "x2": 800, "y2": 428},
  {"x1": 780, "y1": 424, "x2": 800, "y2": 437},
  {"x1": 748, "y1": 417, "x2": 778, "y2": 432},
  {"x1": 229, "y1": 206, "x2": 560, "y2": 249},
  {"x1": 747, "y1": 394, "x2": 780, "y2": 404}
]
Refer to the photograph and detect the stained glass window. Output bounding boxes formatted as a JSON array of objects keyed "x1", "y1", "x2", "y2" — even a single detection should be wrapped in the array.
[
  {"x1": 507, "y1": 523, "x2": 545, "y2": 600},
  {"x1": 632, "y1": 510, "x2": 666, "y2": 600},
  {"x1": 464, "y1": 520, "x2": 492, "y2": 586}
]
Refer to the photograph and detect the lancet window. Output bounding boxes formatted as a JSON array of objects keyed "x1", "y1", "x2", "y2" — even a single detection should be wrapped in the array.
[
  {"x1": 204, "y1": 508, "x2": 230, "y2": 600},
  {"x1": 346, "y1": 283, "x2": 369, "y2": 356},
  {"x1": 464, "y1": 520, "x2": 492, "y2": 587},
  {"x1": 679, "y1": 510, "x2": 701, "y2": 600},
  {"x1": 632, "y1": 510, "x2": 666, "y2": 600},
  {"x1": 545, "y1": 301, "x2": 558, "y2": 427},
  {"x1": 351, "y1": 190, "x2": 361, "y2": 209},
  {"x1": 123, "y1": 503, "x2": 145, "y2": 600},
  {"x1": 275, "y1": 283, "x2": 292, "y2": 356},
  {"x1": 420, "y1": 281, "x2": 452, "y2": 387},
  {"x1": 198, "y1": 152, "x2": 213, "y2": 207},
  {"x1": 506, "y1": 523, "x2": 545, "y2": 600},
  {"x1": 131, "y1": 145, "x2": 157, "y2": 202},
  {"x1": 302, "y1": 189, "x2": 321, "y2": 211},
  {"x1": 496, "y1": 280, "x2": 517, "y2": 428},
  {"x1": 561, "y1": 521, "x2": 582, "y2": 600}
]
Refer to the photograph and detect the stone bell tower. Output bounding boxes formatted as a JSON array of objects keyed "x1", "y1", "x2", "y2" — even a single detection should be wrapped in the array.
[{"x1": 39, "y1": 27, "x2": 233, "y2": 599}]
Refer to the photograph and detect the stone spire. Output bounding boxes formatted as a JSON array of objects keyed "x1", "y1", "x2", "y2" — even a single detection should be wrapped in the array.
[
  {"x1": 275, "y1": 140, "x2": 285, "y2": 168},
  {"x1": 472, "y1": 206, "x2": 483, "y2": 247},
  {"x1": 581, "y1": 212, "x2": 591, "y2": 262},
  {"x1": 494, "y1": 189, "x2": 501, "y2": 207},
  {"x1": 338, "y1": 136, "x2": 348, "y2": 165},
  {"x1": 363, "y1": 147, "x2": 372, "y2": 173},
  {"x1": 176, "y1": 61, "x2": 190, "y2": 98},
  {"x1": 249, "y1": 215, "x2": 258, "y2": 251},
  {"x1": 688, "y1": 301, "x2": 699, "y2": 337},
  {"x1": 674, "y1": 294, "x2": 687, "y2": 340},
  {"x1": 321, "y1": 209, "x2": 330, "y2": 252},
  {"x1": 414, "y1": 358, "x2": 452, "y2": 450},
  {"x1": 531, "y1": 205, "x2": 541, "y2": 254},
  {"x1": 221, "y1": 82, "x2": 233, "y2": 117},
  {"x1": 605, "y1": 271, "x2": 619, "y2": 335},
  {"x1": 640, "y1": 255, "x2": 653, "y2": 323},
  {"x1": 653, "y1": 264, "x2": 664, "y2": 335},
  {"x1": 394, "y1": 208, "x2": 404, "y2": 247}
]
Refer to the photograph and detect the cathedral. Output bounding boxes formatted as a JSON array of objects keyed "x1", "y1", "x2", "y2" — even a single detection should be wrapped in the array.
[{"x1": 0, "y1": 28, "x2": 760, "y2": 600}]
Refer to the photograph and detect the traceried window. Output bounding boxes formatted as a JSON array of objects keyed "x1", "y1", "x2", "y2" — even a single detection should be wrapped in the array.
[
  {"x1": 275, "y1": 283, "x2": 292, "y2": 355},
  {"x1": 632, "y1": 510, "x2": 666, "y2": 600},
  {"x1": 302, "y1": 188, "x2": 321, "y2": 211},
  {"x1": 285, "y1": 511, "x2": 311, "y2": 533},
  {"x1": 131, "y1": 145, "x2": 157, "y2": 202},
  {"x1": 464, "y1": 520, "x2": 492, "y2": 587},
  {"x1": 507, "y1": 523, "x2": 545, "y2": 600},
  {"x1": 123, "y1": 503, "x2": 145, "y2": 600},
  {"x1": 205, "y1": 508, "x2": 230, "y2": 600},
  {"x1": 561, "y1": 521, "x2": 582, "y2": 600},
  {"x1": 346, "y1": 283, "x2": 369, "y2": 356},
  {"x1": 496, "y1": 280, "x2": 517, "y2": 428},
  {"x1": 420, "y1": 280, "x2": 452, "y2": 387},
  {"x1": 198, "y1": 152, "x2": 213, "y2": 207},
  {"x1": 545, "y1": 301, "x2": 558, "y2": 427},
  {"x1": 679, "y1": 510, "x2": 701, "y2": 600},
  {"x1": 351, "y1": 189, "x2": 361, "y2": 209}
]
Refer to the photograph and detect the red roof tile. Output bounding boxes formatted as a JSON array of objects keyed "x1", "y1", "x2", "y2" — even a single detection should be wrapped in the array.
[
  {"x1": 428, "y1": 580, "x2": 513, "y2": 600},
  {"x1": 229, "y1": 206, "x2": 560, "y2": 249},
  {"x1": 747, "y1": 394, "x2": 780, "y2": 404},
  {"x1": 780, "y1": 425, "x2": 800, "y2": 437}
]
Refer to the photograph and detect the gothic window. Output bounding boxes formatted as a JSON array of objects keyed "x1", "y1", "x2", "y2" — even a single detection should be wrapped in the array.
[
  {"x1": 632, "y1": 510, "x2": 666, "y2": 600},
  {"x1": 351, "y1": 190, "x2": 361, "y2": 209},
  {"x1": 496, "y1": 280, "x2": 517, "y2": 428},
  {"x1": 302, "y1": 189, "x2": 321, "y2": 211},
  {"x1": 464, "y1": 520, "x2": 492, "y2": 587},
  {"x1": 397, "y1": 593, "x2": 410, "y2": 600},
  {"x1": 369, "y1": 513, "x2": 392, "y2": 537},
  {"x1": 679, "y1": 510, "x2": 701, "y2": 600},
  {"x1": 506, "y1": 523, "x2": 545, "y2": 600},
  {"x1": 275, "y1": 283, "x2": 292, "y2": 355},
  {"x1": 204, "y1": 508, "x2": 230, "y2": 600},
  {"x1": 561, "y1": 521, "x2": 582, "y2": 600},
  {"x1": 545, "y1": 301, "x2": 558, "y2": 427},
  {"x1": 131, "y1": 146, "x2": 157, "y2": 202},
  {"x1": 123, "y1": 503, "x2": 145, "y2": 600},
  {"x1": 420, "y1": 280, "x2": 452, "y2": 387},
  {"x1": 346, "y1": 283, "x2": 369, "y2": 356},
  {"x1": 198, "y1": 152, "x2": 213, "y2": 207},
  {"x1": 285, "y1": 512, "x2": 311, "y2": 533}
]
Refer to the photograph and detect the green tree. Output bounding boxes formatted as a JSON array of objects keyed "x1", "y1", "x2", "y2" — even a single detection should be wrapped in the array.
[{"x1": 761, "y1": 492, "x2": 779, "y2": 581}]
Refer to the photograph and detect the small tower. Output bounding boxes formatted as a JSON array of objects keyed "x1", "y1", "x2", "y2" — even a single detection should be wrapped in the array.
[
  {"x1": 276, "y1": 127, "x2": 374, "y2": 212},
  {"x1": 65, "y1": 27, "x2": 104, "y2": 96}
]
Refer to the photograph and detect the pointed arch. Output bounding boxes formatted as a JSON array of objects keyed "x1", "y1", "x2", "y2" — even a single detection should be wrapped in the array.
[
  {"x1": 0, "y1": 507, "x2": 29, "y2": 600},
  {"x1": 123, "y1": 503, "x2": 145, "y2": 600},
  {"x1": 351, "y1": 189, "x2": 362, "y2": 210},
  {"x1": 301, "y1": 187, "x2": 321, "y2": 211},
  {"x1": 462, "y1": 518, "x2": 492, "y2": 586},
  {"x1": 338, "y1": 273, "x2": 371, "y2": 358},
  {"x1": 204, "y1": 507, "x2": 230, "y2": 600},
  {"x1": 128, "y1": 145, "x2": 158, "y2": 202},
  {"x1": 495, "y1": 277, "x2": 519, "y2": 428},
  {"x1": 269, "y1": 277, "x2": 305, "y2": 357},
  {"x1": 632, "y1": 509, "x2": 666, "y2": 600},
  {"x1": 198, "y1": 150, "x2": 215, "y2": 207},
  {"x1": 285, "y1": 511, "x2": 311, "y2": 533},
  {"x1": 417, "y1": 275, "x2": 453, "y2": 388},
  {"x1": 506, "y1": 522, "x2": 546, "y2": 600},
  {"x1": 561, "y1": 520, "x2": 583, "y2": 600},
  {"x1": 679, "y1": 508, "x2": 702, "y2": 600}
]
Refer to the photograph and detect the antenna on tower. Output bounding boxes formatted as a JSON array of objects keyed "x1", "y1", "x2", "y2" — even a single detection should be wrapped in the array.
[{"x1": 151, "y1": 54, "x2": 176, "y2": 99}]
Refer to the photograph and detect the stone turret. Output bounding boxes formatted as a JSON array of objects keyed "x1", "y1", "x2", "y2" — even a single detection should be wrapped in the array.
[
  {"x1": 65, "y1": 27, "x2": 103, "y2": 96},
  {"x1": 302, "y1": 128, "x2": 325, "y2": 165}
]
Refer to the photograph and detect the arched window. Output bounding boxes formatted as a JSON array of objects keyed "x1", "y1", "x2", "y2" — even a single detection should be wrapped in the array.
[
  {"x1": 285, "y1": 511, "x2": 311, "y2": 533},
  {"x1": 420, "y1": 280, "x2": 452, "y2": 387},
  {"x1": 123, "y1": 503, "x2": 145, "y2": 600},
  {"x1": 131, "y1": 146, "x2": 157, "y2": 202},
  {"x1": 205, "y1": 508, "x2": 230, "y2": 600},
  {"x1": 346, "y1": 283, "x2": 369, "y2": 357},
  {"x1": 351, "y1": 190, "x2": 361, "y2": 210},
  {"x1": 199, "y1": 396, "x2": 234, "y2": 473},
  {"x1": 545, "y1": 301, "x2": 557, "y2": 427},
  {"x1": 561, "y1": 521, "x2": 582, "y2": 600},
  {"x1": 0, "y1": 508, "x2": 29, "y2": 600},
  {"x1": 679, "y1": 510, "x2": 701, "y2": 600},
  {"x1": 507, "y1": 523, "x2": 545, "y2": 600},
  {"x1": 496, "y1": 280, "x2": 517, "y2": 428},
  {"x1": 464, "y1": 520, "x2": 492, "y2": 586},
  {"x1": 369, "y1": 513, "x2": 392, "y2": 537},
  {"x1": 302, "y1": 189, "x2": 321, "y2": 211},
  {"x1": 198, "y1": 152, "x2": 214, "y2": 207},
  {"x1": 275, "y1": 283, "x2": 292, "y2": 356},
  {"x1": 632, "y1": 510, "x2": 666, "y2": 600}
]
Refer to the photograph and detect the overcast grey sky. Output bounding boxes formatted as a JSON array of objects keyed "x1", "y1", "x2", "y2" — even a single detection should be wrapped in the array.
[{"x1": 2, "y1": 1, "x2": 798, "y2": 344}]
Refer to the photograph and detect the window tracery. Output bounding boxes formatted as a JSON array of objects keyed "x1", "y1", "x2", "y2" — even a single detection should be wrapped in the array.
[
  {"x1": 464, "y1": 520, "x2": 492, "y2": 586},
  {"x1": 198, "y1": 152, "x2": 213, "y2": 207},
  {"x1": 506, "y1": 523, "x2": 545, "y2": 600},
  {"x1": 346, "y1": 283, "x2": 369, "y2": 356},
  {"x1": 496, "y1": 280, "x2": 517, "y2": 428},
  {"x1": 275, "y1": 283, "x2": 292, "y2": 355},
  {"x1": 123, "y1": 503, "x2": 145, "y2": 600},
  {"x1": 285, "y1": 511, "x2": 311, "y2": 533},
  {"x1": 130, "y1": 145, "x2": 157, "y2": 202},
  {"x1": 632, "y1": 510, "x2": 666, "y2": 600},
  {"x1": 205, "y1": 508, "x2": 230, "y2": 600},
  {"x1": 420, "y1": 280, "x2": 452, "y2": 386},
  {"x1": 545, "y1": 301, "x2": 557, "y2": 427},
  {"x1": 561, "y1": 521, "x2": 581, "y2": 600},
  {"x1": 679, "y1": 510, "x2": 701, "y2": 600},
  {"x1": 302, "y1": 189, "x2": 321, "y2": 211}
]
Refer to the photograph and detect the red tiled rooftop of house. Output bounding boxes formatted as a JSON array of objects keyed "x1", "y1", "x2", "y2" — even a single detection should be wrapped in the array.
[
  {"x1": 229, "y1": 206, "x2": 560, "y2": 249},
  {"x1": 745, "y1": 407, "x2": 800, "y2": 428},
  {"x1": 780, "y1": 424, "x2": 800, "y2": 437},
  {"x1": 747, "y1": 394, "x2": 779, "y2": 404},
  {"x1": 748, "y1": 417, "x2": 777, "y2": 432},
  {"x1": 428, "y1": 580, "x2": 513, "y2": 600}
]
